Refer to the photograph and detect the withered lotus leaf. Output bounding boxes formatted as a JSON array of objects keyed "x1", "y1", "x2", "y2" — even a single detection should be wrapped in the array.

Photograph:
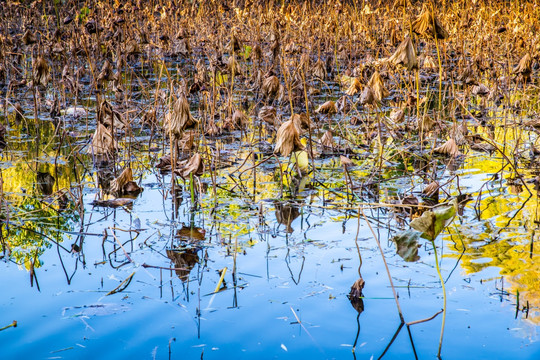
[
  {"x1": 388, "y1": 36, "x2": 418, "y2": 71},
  {"x1": 164, "y1": 93, "x2": 198, "y2": 138},
  {"x1": 434, "y1": 138, "x2": 461, "y2": 157},
  {"x1": 274, "y1": 116, "x2": 304, "y2": 157}
]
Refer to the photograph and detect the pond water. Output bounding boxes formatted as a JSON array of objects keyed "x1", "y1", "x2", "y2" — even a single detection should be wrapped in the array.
[{"x1": 2, "y1": 2, "x2": 540, "y2": 359}]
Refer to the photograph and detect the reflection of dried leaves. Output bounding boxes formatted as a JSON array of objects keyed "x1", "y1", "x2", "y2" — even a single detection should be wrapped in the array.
[
  {"x1": 274, "y1": 116, "x2": 304, "y2": 156},
  {"x1": 471, "y1": 142, "x2": 495, "y2": 153},
  {"x1": 392, "y1": 230, "x2": 421, "y2": 262},
  {"x1": 176, "y1": 225, "x2": 206, "y2": 242},
  {"x1": 434, "y1": 138, "x2": 461, "y2": 157},
  {"x1": 166, "y1": 248, "x2": 199, "y2": 282},
  {"x1": 275, "y1": 202, "x2": 300, "y2": 233},
  {"x1": 91, "y1": 198, "x2": 133, "y2": 208},
  {"x1": 36, "y1": 172, "x2": 55, "y2": 195}
]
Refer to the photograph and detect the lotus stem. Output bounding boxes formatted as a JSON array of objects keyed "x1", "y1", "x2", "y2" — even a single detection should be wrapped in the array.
[{"x1": 433, "y1": 242, "x2": 446, "y2": 358}]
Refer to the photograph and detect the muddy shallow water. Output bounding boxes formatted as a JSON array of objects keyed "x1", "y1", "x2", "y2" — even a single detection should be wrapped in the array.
[{"x1": 2, "y1": 1, "x2": 540, "y2": 359}]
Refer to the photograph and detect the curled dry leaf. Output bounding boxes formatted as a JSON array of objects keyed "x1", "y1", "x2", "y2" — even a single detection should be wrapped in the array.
[
  {"x1": 472, "y1": 84, "x2": 490, "y2": 96},
  {"x1": 274, "y1": 116, "x2": 304, "y2": 157},
  {"x1": 312, "y1": 58, "x2": 326, "y2": 79},
  {"x1": 315, "y1": 100, "x2": 337, "y2": 115},
  {"x1": 390, "y1": 108, "x2": 404, "y2": 123},
  {"x1": 513, "y1": 53, "x2": 532, "y2": 79},
  {"x1": 166, "y1": 248, "x2": 199, "y2": 282},
  {"x1": 110, "y1": 168, "x2": 142, "y2": 196},
  {"x1": 388, "y1": 36, "x2": 418, "y2": 71},
  {"x1": 434, "y1": 138, "x2": 461, "y2": 157},
  {"x1": 320, "y1": 130, "x2": 335, "y2": 148},
  {"x1": 164, "y1": 93, "x2": 198, "y2": 138},
  {"x1": 258, "y1": 106, "x2": 278, "y2": 126},
  {"x1": 177, "y1": 153, "x2": 204, "y2": 178},
  {"x1": 232, "y1": 109, "x2": 248, "y2": 128},
  {"x1": 360, "y1": 86, "x2": 375, "y2": 105},
  {"x1": 340, "y1": 155, "x2": 353, "y2": 168},
  {"x1": 88, "y1": 123, "x2": 117, "y2": 156},
  {"x1": 423, "y1": 55, "x2": 438, "y2": 70},
  {"x1": 412, "y1": 5, "x2": 449, "y2": 39},
  {"x1": 345, "y1": 77, "x2": 363, "y2": 96},
  {"x1": 33, "y1": 56, "x2": 50, "y2": 87},
  {"x1": 423, "y1": 181, "x2": 440, "y2": 197},
  {"x1": 367, "y1": 70, "x2": 389, "y2": 102},
  {"x1": 261, "y1": 75, "x2": 280, "y2": 101}
]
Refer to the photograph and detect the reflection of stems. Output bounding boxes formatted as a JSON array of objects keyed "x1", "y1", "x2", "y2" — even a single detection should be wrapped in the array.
[
  {"x1": 433, "y1": 243, "x2": 446, "y2": 358},
  {"x1": 360, "y1": 207, "x2": 404, "y2": 323}
]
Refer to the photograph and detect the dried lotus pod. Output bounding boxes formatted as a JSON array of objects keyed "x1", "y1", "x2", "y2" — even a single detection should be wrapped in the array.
[
  {"x1": 232, "y1": 109, "x2": 248, "y2": 128},
  {"x1": 164, "y1": 92, "x2": 198, "y2": 138},
  {"x1": 412, "y1": 4, "x2": 448, "y2": 39},
  {"x1": 434, "y1": 138, "x2": 461, "y2": 157},
  {"x1": 274, "y1": 116, "x2": 304, "y2": 157},
  {"x1": 340, "y1": 155, "x2": 353, "y2": 168},
  {"x1": 367, "y1": 71, "x2": 389, "y2": 102},
  {"x1": 388, "y1": 36, "x2": 418, "y2": 71}
]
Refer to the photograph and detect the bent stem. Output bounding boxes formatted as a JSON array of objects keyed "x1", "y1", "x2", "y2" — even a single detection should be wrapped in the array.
[{"x1": 433, "y1": 242, "x2": 446, "y2": 358}]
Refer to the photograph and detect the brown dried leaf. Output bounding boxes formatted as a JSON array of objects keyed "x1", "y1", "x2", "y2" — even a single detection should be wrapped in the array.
[
  {"x1": 274, "y1": 117, "x2": 304, "y2": 157},
  {"x1": 315, "y1": 101, "x2": 337, "y2": 115},
  {"x1": 367, "y1": 70, "x2": 389, "y2": 102},
  {"x1": 388, "y1": 36, "x2": 418, "y2": 71},
  {"x1": 88, "y1": 123, "x2": 117, "y2": 156},
  {"x1": 164, "y1": 93, "x2": 198, "y2": 138},
  {"x1": 434, "y1": 138, "x2": 461, "y2": 157}
]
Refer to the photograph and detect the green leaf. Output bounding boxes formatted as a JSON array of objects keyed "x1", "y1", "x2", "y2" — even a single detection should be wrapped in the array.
[
  {"x1": 410, "y1": 199, "x2": 457, "y2": 241},
  {"x1": 391, "y1": 229, "x2": 422, "y2": 262}
]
